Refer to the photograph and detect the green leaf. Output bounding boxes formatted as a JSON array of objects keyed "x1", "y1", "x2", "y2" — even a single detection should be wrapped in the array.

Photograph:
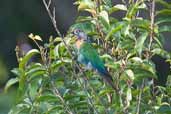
[
  {"x1": 153, "y1": 36, "x2": 163, "y2": 48},
  {"x1": 137, "y1": 3, "x2": 147, "y2": 9},
  {"x1": 105, "y1": 61, "x2": 121, "y2": 70},
  {"x1": 62, "y1": 58, "x2": 72, "y2": 63},
  {"x1": 70, "y1": 22, "x2": 95, "y2": 34},
  {"x1": 54, "y1": 37, "x2": 62, "y2": 43},
  {"x1": 114, "y1": 4, "x2": 127, "y2": 10},
  {"x1": 19, "y1": 49, "x2": 40, "y2": 69},
  {"x1": 76, "y1": 16, "x2": 93, "y2": 22},
  {"x1": 63, "y1": 94, "x2": 86, "y2": 101},
  {"x1": 45, "y1": 105, "x2": 63, "y2": 114},
  {"x1": 126, "y1": 88, "x2": 132, "y2": 106},
  {"x1": 156, "y1": 0, "x2": 171, "y2": 8},
  {"x1": 157, "y1": 103, "x2": 171, "y2": 114},
  {"x1": 99, "y1": 10, "x2": 110, "y2": 30},
  {"x1": 131, "y1": 19, "x2": 150, "y2": 30},
  {"x1": 99, "y1": 89, "x2": 113, "y2": 96},
  {"x1": 152, "y1": 48, "x2": 170, "y2": 59},
  {"x1": 125, "y1": 69, "x2": 135, "y2": 81},
  {"x1": 109, "y1": 4, "x2": 127, "y2": 14},
  {"x1": 156, "y1": 9, "x2": 171, "y2": 16},
  {"x1": 159, "y1": 26, "x2": 171, "y2": 32},
  {"x1": 26, "y1": 67, "x2": 46, "y2": 80},
  {"x1": 105, "y1": 24, "x2": 123, "y2": 40},
  {"x1": 37, "y1": 95, "x2": 60, "y2": 102},
  {"x1": 141, "y1": 61, "x2": 156, "y2": 76},
  {"x1": 75, "y1": 0, "x2": 95, "y2": 14},
  {"x1": 156, "y1": 17, "x2": 171, "y2": 25},
  {"x1": 89, "y1": 79, "x2": 102, "y2": 88},
  {"x1": 128, "y1": 58, "x2": 157, "y2": 81},
  {"x1": 166, "y1": 75, "x2": 171, "y2": 87},
  {"x1": 11, "y1": 68, "x2": 22, "y2": 77},
  {"x1": 130, "y1": 57, "x2": 143, "y2": 63},
  {"x1": 51, "y1": 60, "x2": 63, "y2": 70},
  {"x1": 69, "y1": 101, "x2": 87, "y2": 109},
  {"x1": 126, "y1": 3, "x2": 139, "y2": 18},
  {"x1": 135, "y1": 32, "x2": 148, "y2": 55},
  {"x1": 100, "y1": 54, "x2": 112, "y2": 60},
  {"x1": 4, "y1": 77, "x2": 19, "y2": 92}
]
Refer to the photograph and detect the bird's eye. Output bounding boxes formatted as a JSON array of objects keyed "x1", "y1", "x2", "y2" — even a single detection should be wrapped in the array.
[
  {"x1": 76, "y1": 29, "x2": 80, "y2": 33},
  {"x1": 73, "y1": 29, "x2": 82, "y2": 35}
]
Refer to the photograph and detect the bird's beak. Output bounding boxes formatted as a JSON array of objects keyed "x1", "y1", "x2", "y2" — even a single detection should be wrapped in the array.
[
  {"x1": 70, "y1": 32, "x2": 78, "y2": 42},
  {"x1": 70, "y1": 31, "x2": 74, "y2": 37}
]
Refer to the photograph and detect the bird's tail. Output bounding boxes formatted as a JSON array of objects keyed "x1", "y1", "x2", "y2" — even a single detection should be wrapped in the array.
[{"x1": 100, "y1": 71, "x2": 118, "y2": 91}]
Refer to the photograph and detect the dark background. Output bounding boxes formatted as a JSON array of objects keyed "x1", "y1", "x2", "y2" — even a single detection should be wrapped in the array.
[{"x1": 0, "y1": 0, "x2": 170, "y2": 113}]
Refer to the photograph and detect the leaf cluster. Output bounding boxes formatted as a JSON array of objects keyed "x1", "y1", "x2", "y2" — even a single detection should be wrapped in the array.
[{"x1": 6, "y1": 0, "x2": 171, "y2": 114}]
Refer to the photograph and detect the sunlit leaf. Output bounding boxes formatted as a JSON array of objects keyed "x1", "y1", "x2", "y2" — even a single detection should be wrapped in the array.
[
  {"x1": 26, "y1": 67, "x2": 46, "y2": 80},
  {"x1": 11, "y1": 68, "x2": 22, "y2": 77},
  {"x1": 28, "y1": 33, "x2": 43, "y2": 41},
  {"x1": 156, "y1": 9, "x2": 171, "y2": 16},
  {"x1": 37, "y1": 95, "x2": 60, "y2": 102},
  {"x1": 75, "y1": 0, "x2": 96, "y2": 14},
  {"x1": 99, "y1": 10, "x2": 110, "y2": 30},
  {"x1": 152, "y1": 48, "x2": 170, "y2": 59},
  {"x1": 109, "y1": 4, "x2": 127, "y2": 14},
  {"x1": 135, "y1": 31, "x2": 148, "y2": 55},
  {"x1": 154, "y1": 36, "x2": 163, "y2": 48},
  {"x1": 126, "y1": 3, "x2": 139, "y2": 18},
  {"x1": 76, "y1": 16, "x2": 93, "y2": 22},
  {"x1": 125, "y1": 69, "x2": 134, "y2": 81},
  {"x1": 99, "y1": 89, "x2": 113, "y2": 96},
  {"x1": 105, "y1": 24, "x2": 123, "y2": 40},
  {"x1": 126, "y1": 88, "x2": 132, "y2": 107},
  {"x1": 4, "y1": 77, "x2": 19, "y2": 92},
  {"x1": 105, "y1": 61, "x2": 121, "y2": 70},
  {"x1": 138, "y1": 3, "x2": 147, "y2": 9},
  {"x1": 129, "y1": 57, "x2": 143, "y2": 63},
  {"x1": 19, "y1": 49, "x2": 40, "y2": 69},
  {"x1": 100, "y1": 54, "x2": 112, "y2": 60}
]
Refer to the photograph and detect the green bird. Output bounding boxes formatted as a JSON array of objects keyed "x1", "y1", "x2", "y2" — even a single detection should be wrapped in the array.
[{"x1": 72, "y1": 29, "x2": 116, "y2": 90}]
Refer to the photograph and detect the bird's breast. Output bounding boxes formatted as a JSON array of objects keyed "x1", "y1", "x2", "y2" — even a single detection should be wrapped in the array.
[{"x1": 75, "y1": 39, "x2": 84, "y2": 49}]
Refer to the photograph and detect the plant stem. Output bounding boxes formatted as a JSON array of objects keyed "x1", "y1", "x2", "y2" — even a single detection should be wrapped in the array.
[
  {"x1": 51, "y1": 81, "x2": 74, "y2": 114},
  {"x1": 136, "y1": 79, "x2": 144, "y2": 114},
  {"x1": 149, "y1": 0, "x2": 155, "y2": 51}
]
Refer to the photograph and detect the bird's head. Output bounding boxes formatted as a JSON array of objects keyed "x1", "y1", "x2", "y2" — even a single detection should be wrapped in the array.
[{"x1": 72, "y1": 29, "x2": 88, "y2": 41}]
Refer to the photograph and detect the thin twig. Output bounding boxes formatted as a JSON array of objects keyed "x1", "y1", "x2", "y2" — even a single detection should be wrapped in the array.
[
  {"x1": 51, "y1": 81, "x2": 74, "y2": 114},
  {"x1": 136, "y1": 79, "x2": 144, "y2": 114},
  {"x1": 148, "y1": 0, "x2": 155, "y2": 51},
  {"x1": 149, "y1": 1, "x2": 156, "y2": 113}
]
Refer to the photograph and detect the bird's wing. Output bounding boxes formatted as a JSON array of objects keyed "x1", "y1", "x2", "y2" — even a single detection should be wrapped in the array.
[
  {"x1": 80, "y1": 42, "x2": 116, "y2": 90},
  {"x1": 80, "y1": 42, "x2": 106, "y2": 74}
]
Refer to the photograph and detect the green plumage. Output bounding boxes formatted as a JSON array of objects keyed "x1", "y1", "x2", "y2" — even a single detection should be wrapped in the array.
[
  {"x1": 72, "y1": 29, "x2": 116, "y2": 90},
  {"x1": 78, "y1": 42, "x2": 105, "y2": 73}
]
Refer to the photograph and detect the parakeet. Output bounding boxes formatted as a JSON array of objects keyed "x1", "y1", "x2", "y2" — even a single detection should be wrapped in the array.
[{"x1": 72, "y1": 29, "x2": 117, "y2": 90}]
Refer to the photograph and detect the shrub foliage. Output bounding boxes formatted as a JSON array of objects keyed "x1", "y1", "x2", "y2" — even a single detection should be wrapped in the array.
[{"x1": 6, "y1": 0, "x2": 171, "y2": 114}]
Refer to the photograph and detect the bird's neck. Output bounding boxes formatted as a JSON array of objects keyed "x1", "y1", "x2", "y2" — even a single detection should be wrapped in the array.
[{"x1": 76, "y1": 39, "x2": 84, "y2": 49}]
